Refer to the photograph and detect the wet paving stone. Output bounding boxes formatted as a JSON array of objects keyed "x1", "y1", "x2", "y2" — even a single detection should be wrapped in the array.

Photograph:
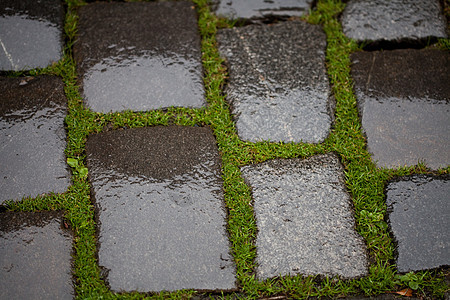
[
  {"x1": 86, "y1": 126, "x2": 236, "y2": 292},
  {"x1": 0, "y1": 76, "x2": 71, "y2": 204},
  {"x1": 351, "y1": 49, "x2": 450, "y2": 169},
  {"x1": 217, "y1": 21, "x2": 333, "y2": 143},
  {"x1": 386, "y1": 175, "x2": 450, "y2": 272},
  {"x1": 0, "y1": 0, "x2": 64, "y2": 71},
  {"x1": 213, "y1": 0, "x2": 313, "y2": 20},
  {"x1": 0, "y1": 211, "x2": 74, "y2": 299},
  {"x1": 341, "y1": 0, "x2": 447, "y2": 45},
  {"x1": 240, "y1": 153, "x2": 368, "y2": 280},
  {"x1": 74, "y1": 2, "x2": 205, "y2": 113}
]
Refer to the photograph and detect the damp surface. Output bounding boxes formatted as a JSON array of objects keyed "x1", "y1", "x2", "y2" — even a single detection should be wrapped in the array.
[
  {"x1": 0, "y1": 76, "x2": 70, "y2": 203},
  {"x1": 0, "y1": 211, "x2": 74, "y2": 300},
  {"x1": 213, "y1": 0, "x2": 314, "y2": 20},
  {"x1": 386, "y1": 176, "x2": 450, "y2": 272},
  {"x1": 0, "y1": 0, "x2": 63, "y2": 71},
  {"x1": 217, "y1": 21, "x2": 332, "y2": 143},
  {"x1": 341, "y1": 0, "x2": 447, "y2": 44},
  {"x1": 74, "y1": 2, "x2": 205, "y2": 113},
  {"x1": 86, "y1": 126, "x2": 236, "y2": 292},
  {"x1": 351, "y1": 49, "x2": 450, "y2": 169},
  {"x1": 240, "y1": 154, "x2": 368, "y2": 279}
]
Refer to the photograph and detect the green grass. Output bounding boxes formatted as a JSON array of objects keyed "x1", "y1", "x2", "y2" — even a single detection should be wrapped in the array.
[{"x1": 2, "y1": 0, "x2": 449, "y2": 299}]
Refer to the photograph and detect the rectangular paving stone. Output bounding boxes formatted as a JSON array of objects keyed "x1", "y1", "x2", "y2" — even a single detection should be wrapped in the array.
[
  {"x1": 0, "y1": 211, "x2": 74, "y2": 300},
  {"x1": 386, "y1": 175, "x2": 449, "y2": 272},
  {"x1": 0, "y1": 0, "x2": 64, "y2": 71},
  {"x1": 86, "y1": 126, "x2": 236, "y2": 292},
  {"x1": 0, "y1": 76, "x2": 71, "y2": 204},
  {"x1": 341, "y1": 0, "x2": 447, "y2": 46},
  {"x1": 74, "y1": 2, "x2": 206, "y2": 113},
  {"x1": 217, "y1": 21, "x2": 333, "y2": 143},
  {"x1": 213, "y1": 0, "x2": 313, "y2": 20},
  {"x1": 240, "y1": 153, "x2": 368, "y2": 280},
  {"x1": 351, "y1": 49, "x2": 450, "y2": 169}
]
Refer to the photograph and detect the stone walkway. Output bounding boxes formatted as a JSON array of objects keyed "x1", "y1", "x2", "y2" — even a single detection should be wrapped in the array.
[{"x1": 0, "y1": 0, "x2": 448, "y2": 298}]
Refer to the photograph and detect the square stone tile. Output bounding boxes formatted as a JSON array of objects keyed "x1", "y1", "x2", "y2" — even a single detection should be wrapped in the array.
[
  {"x1": 74, "y1": 2, "x2": 205, "y2": 113},
  {"x1": 240, "y1": 154, "x2": 368, "y2": 280},
  {"x1": 341, "y1": 0, "x2": 447, "y2": 45},
  {"x1": 386, "y1": 175, "x2": 449, "y2": 272},
  {"x1": 218, "y1": 21, "x2": 333, "y2": 143},
  {"x1": 0, "y1": 211, "x2": 74, "y2": 300},
  {"x1": 0, "y1": 0, "x2": 64, "y2": 71},
  {"x1": 86, "y1": 126, "x2": 236, "y2": 292},
  {"x1": 0, "y1": 76, "x2": 71, "y2": 204},
  {"x1": 351, "y1": 49, "x2": 450, "y2": 169}
]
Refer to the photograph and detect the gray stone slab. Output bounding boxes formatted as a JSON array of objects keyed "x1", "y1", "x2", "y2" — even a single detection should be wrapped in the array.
[
  {"x1": 351, "y1": 49, "x2": 450, "y2": 169},
  {"x1": 240, "y1": 153, "x2": 368, "y2": 280},
  {"x1": 341, "y1": 0, "x2": 447, "y2": 45},
  {"x1": 0, "y1": 211, "x2": 74, "y2": 300},
  {"x1": 0, "y1": 0, "x2": 64, "y2": 71},
  {"x1": 74, "y1": 2, "x2": 205, "y2": 113},
  {"x1": 0, "y1": 76, "x2": 71, "y2": 203},
  {"x1": 86, "y1": 126, "x2": 236, "y2": 292},
  {"x1": 217, "y1": 21, "x2": 333, "y2": 143},
  {"x1": 213, "y1": 0, "x2": 313, "y2": 20},
  {"x1": 386, "y1": 175, "x2": 450, "y2": 272}
]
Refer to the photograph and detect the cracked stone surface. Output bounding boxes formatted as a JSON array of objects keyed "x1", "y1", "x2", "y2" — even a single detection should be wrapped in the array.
[
  {"x1": 0, "y1": 0, "x2": 64, "y2": 71},
  {"x1": 351, "y1": 49, "x2": 450, "y2": 169},
  {"x1": 212, "y1": 0, "x2": 314, "y2": 20},
  {"x1": 386, "y1": 175, "x2": 450, "y2": 272},
  {"x1": 218, "y1": 21, "x2": 333, "y2": 143},
  {"x1": 0, "y1": 76, "x2": 71, "y2": 204},
  {"x1": 341, "y1": 0, "x2": 447, "y2": 45},
  {"x1": 240, "y1": 153, "x2": 368, "y2": 280},
  {"x1": 0, "y1": 211, "x2": 74, "y2": 300},
  {"x1": 74, "y1": 2, "x2": 205, "y2": 113},
  {"x1": 86, "y1": 126, "x2": 236, "y2": 292}
]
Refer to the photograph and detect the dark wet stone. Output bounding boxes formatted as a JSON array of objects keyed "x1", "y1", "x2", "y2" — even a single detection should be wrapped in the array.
[
  {"x1": 74, "y1": 2, "x2": 205, "y2": 113},
  {"x1": 0, "y1": 211, "x2": 74, "y2": 299},
  {"x1": 351, "y1": 49, "x2": 450, "y2": 169},
  {"x1": 213, "y1": 0, "x2": 313, "y2": 20},
  {"x1": 386, "y1": 175, "x2": 450, "y2": 272},
  {"x1": 240, "y1": 154, "x2": 368, "y2": 280},
  {"x1": 217, "y1": 21, "x2": 332, "y2": 143},
  {"x1": 341, "y1": 0, "x2": 447, "y2": 45},
  {"x1": 86, "y1": 126, "x2": 236, "y2": 292},
  {"x1": 0, "y1": 0, "x2": 64, "y2": 71},
  {"x1": 0, "y1": 76, "x2": 70, "y2": 203}
]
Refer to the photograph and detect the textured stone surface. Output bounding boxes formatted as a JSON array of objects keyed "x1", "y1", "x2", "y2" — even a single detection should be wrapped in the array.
[
  {"x1": 0, "y1": 76, "x2": 70, "y2": 203},
  {"x1": 213, "y1": 0, "x2": 313, "y2": 20},
  {"x1": 75, "y1": 2, "x2": 205, "y2": 113},
  {"x1": 0, "y1": 0, "x2": 64, "y2": 71},
  {"x1": 341, "y1": 0, "x2": 447, "y2": 44},
  {"x1": 218, "y1": 21, "x2": 332, "y2": 143},
  {"x1": 86, "y1": 126, "x2": 236, "y2": 292},
  {"x1": 351, "y1": 49, "x2": 450, "y2": 169},
  {"x1": 240, "y1": 154, "x2": 368, "y2": 279},
  {"x1": 0, "y1": 211, "x2": 74, "y2": 300},
  {"x1": 386, "y1": 175, "x2": 450, "y2": 272}
]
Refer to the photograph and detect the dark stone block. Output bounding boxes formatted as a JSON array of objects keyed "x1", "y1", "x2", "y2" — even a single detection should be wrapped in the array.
[
  {"x1": 386, "y1": 175, "x2": 450, "y2": 272},
  {"x1": 0, "y1": 76, "x2": 70, "y2": 203},
  {"x1": 0, "y1": 0, "x2": 64, "y2": 71},
  {"x1": 351, "y1": 49, "x2": 450, "y2": 169},
  {"x1": 240, "y1": 154, "x2": 368, "y2": 280},
  {"x1": 218, "y1": 21, "x2": 333, "y2": 143},
  {"x1": 74, "y1": 2, "x2": 205, "y2": 113},
  {"x1": 86, "y1": 126, "x2": 236, "y2": 292},
  {"x1": 0, "y1": 211, "x2": 74, "y2": 299}
]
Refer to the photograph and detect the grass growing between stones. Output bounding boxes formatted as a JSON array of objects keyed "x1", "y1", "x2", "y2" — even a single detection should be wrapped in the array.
[{"x1": 2, "y1": 0, "x2": 448, "y2": 299}]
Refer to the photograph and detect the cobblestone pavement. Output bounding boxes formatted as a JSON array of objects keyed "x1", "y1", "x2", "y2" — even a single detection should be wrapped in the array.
[{"x1": 0, "y1": 0, "x2": 448, "y2": 299}]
